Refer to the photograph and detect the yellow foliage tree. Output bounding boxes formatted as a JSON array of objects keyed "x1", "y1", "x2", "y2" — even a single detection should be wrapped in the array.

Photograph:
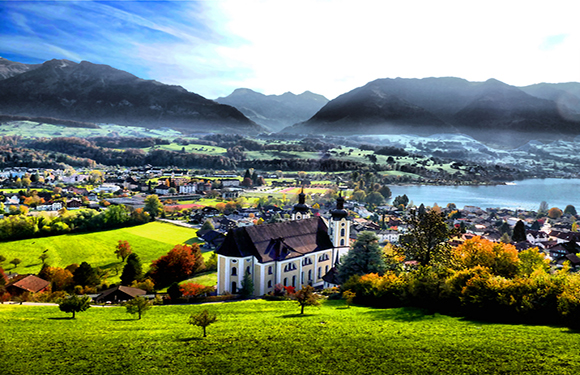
[{"x1": 452, "y1": 236, "x2": 519, "y2": 278}]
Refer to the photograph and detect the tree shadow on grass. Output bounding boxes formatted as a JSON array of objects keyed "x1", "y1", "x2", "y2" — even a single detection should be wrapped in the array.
[
  {"x1": 25, "y1": 263, "x2": 42, "y2": 268},
  {"x1": 177, "y1": 337, "x2": 203, "y2": 342},
  {"x1": 48, "y1": 317, "x2": 74, "y2": 320},
  {"x1": 363, "y1": 306, "x2": 435, "y2": 322},
  {"x1": 280, "y1": 313, "x2": 316, "y2": 318},
  {"x1": 111, "y1": 318, "x2": 136, "y2": 322},
  {"x1": 185, "y1": 237, "x2": 203, "y2": 245}
]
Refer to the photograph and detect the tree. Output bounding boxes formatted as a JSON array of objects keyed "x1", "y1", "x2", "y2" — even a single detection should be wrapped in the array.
[
  {"x1": 180, "y1": 283, "x2": 213, "y2": 298},
  {"x1": 338, "y1": 231, "x2": 386, "y2": 283},
  {"x1": 115, "y1": 240, "x2": 132, "y2": 262},
  {"x1": 343, "y1": 290, "x2": 356, "y2": 308},
  {"x1": 189, "y1": 309, "x2": 217, "y2": 337},
  {"x1": 452, "y1": 236, "x2": 519, "y2": 278},
  {"x1": 72, "y1": 261, "x2": 100, "y2": 287},
  {"x1": 239, "y1": 269, "x2": 254, "y2": 297},
  {"x1": 144, "y1": 195, "x2": 163, "y2": 219},
  {"x1": 149, "y1": 244, "x2": 205, "y2": 288},
  {"x1": 292, "y1": 285, "x2": 320, "y2": 314},
  {"x1": 121, "y1": 253, "x2": 143, "y2": 286},
  {"x1": 200, "y1": 219, "x2": 215, "y2": 231},
  {"x1": 512, "y1": 220, "x2": 526, "y2": 242},
  {"x1": 9, "y1": 258, "x2": 21, "y2": 269},
  {"x1": 378, "y1": 185, "x2": 392, "y2": 200},
  {"x1": 398, "y1": 210, "x2": 456, "y2": 267},
  {"x1": 365, "y1": 191, "x2": 385, "y2": 206},
  {"x1": 548, "y1": 207, "x2": 563, "y2": 219},
  {"x1": 124, "y1": 296, "x2": 152, "y2": 320},
  {"x1": 58, "y1": 294, "x2": 91, "y2": 319},
  {"x1": 538, "y1": 201, "x2": 549, "y2": 216},
  {"x1": 0, "y1": 255, "x2": 5, "y2": 264},
  {"x1": 392, "y1": 194, "x2": 409, "y2": 209},
  {"x1": 565, "y1": 205, "x2": 577, "y2": 216}
]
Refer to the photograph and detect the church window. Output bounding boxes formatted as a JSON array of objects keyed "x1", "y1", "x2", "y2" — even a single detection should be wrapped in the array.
[
  {"x1": 246, "y1": 266, "x2": 251, "y2": 275},
  {"x1": 283, "y1": 278, "x2": 288, "y2": 286},
  {"x1": 319, "y1": 253, "x2": 329, "y2": 262},
  {"x1": 292, "y1": 275, "x2": 296, "y2": 287},
  {"x1": 341, "y1": 228, "x2": 345, "y2": 236},
  {"x1": 231, "y1": 267, "x2": 237, "y2": 276},
  {"x1": 308, "y1": 269, "x2": 312, "y2": 281},
  {"x1": 268, "y1": 280, "x2": 272, "y2": 288},
  {"x1": 340, "y1": 239, "x2": 345, "y2": 246},
  {"x1": 317, "y1": 267, "x2": 321, "y2": 279},
  {"x1": 268, "y1": 266, "x2": 273, "y2": 275}
]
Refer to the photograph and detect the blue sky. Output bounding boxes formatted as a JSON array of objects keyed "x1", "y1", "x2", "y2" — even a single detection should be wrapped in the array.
[{"x1": 1, "y1": 0, "x2": 579, "y2": 99}]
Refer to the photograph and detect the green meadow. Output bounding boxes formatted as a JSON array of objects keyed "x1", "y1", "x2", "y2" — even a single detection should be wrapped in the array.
[
  {"x1": 1, "y1": 299, "x2": 579, "y2": 374},
  {"x1": 0, "y1": 222, "x2": 205, "y2": 284}
]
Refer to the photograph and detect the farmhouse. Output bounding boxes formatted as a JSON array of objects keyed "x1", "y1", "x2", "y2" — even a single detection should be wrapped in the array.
[
  {"x1": 216, "y1": 192, "x2": 350, "y2": 296},
  {"x1": 6, "y1": 275, "x2": 50, "y2": 296},
  {"x1": 95, "y1": 285, "x2": 146, "y2": 303}
]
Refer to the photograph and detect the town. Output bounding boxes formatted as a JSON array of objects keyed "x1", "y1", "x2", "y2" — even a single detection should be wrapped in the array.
[{"x1": 2, "y1": 164, "x2": 579, "y2": 302}]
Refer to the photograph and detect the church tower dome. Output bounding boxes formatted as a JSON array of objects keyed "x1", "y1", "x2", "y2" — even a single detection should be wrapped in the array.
[{"x1": 292, "y1": 187, "x2": 310, "y2": 221}]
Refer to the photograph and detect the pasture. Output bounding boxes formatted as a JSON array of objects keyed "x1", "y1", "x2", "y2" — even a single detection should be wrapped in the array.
[
  {"x1": 1, "y1": 299, "x2": 579, "y2": 374},
  {"x1": 0, "y1": 222, "x2": 205, "y2": 284}
]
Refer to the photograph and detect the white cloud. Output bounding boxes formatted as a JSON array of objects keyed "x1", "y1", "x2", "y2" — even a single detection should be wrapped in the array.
[{"x1": 195, "y1": 0, "x2": 580, "y2": 98}]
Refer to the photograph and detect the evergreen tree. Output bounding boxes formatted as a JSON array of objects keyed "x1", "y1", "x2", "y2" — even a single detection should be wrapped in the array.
[
  {"x1": 121, "y1": 253, "x2": 143, "y2": 286},
  {"x1": 512, "y1": 220, "x2": 526, "y2": 242},
  {"x1": 338, "y1": 231, "x2": 386, "y2": 283},
  {"x1": 239, "y1": 269, "x2": 254, "y2": 297},
  {"x1": 72, "y1": 262, "x2": 100, "y2": 287}
]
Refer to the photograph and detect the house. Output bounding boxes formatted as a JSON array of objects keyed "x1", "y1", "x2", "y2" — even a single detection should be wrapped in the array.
[
  {"x1": 6, "y1": 275, "x2": 50, "y2": 296},
  {"x1": 216, "y1": 194, "x2": 351, "y2": 296},
  {"x1": 94, "y1": 285, "x2": 146, "y2": 303}
]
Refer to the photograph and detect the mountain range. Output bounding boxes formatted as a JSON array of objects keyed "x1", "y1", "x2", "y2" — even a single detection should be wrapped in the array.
[
  {"x1": 215, "y1": 88, "x2": 328, "y2": 132},
  {"x1": 283, "y1": 77, "x2": 580, "y2": 146},
  {"x1": 2, "y1": 57, "x2": 580, "y2": 147},
  {"x1": 0, "y1": 58, "x2": 262, "y2": 134}
]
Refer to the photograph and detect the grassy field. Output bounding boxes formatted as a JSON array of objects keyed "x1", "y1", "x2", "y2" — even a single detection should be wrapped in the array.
[
  {"x1": 0, "y1": 222, "x2": 202, "y2": 284},
  {"x1": 1, "y1": 299, "x2": 579, "y2": 374}
]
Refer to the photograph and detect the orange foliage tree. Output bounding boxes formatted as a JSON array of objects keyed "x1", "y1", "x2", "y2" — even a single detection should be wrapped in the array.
[
  {"x1": 180, "y1": 282, "x2": 213, "y2": 298},
  {"x1": 452, "y1": 236, "x2": 519, "y2": 278},
  {"x1": 149, "y1": 244, "x2": 205, "y2": 288}
]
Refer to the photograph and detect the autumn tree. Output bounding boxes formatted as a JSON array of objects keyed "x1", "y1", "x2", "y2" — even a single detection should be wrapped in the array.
[
  {"x1": 59, "y1": 294, "x2": 91, "y2": 319},
  {"x1": 149, "y1": 244, "x2": 205, "y2": 288},
  {"x1": 115, "y1": 240, "x2": 133, "y2": 262},
  {"x1": 338, "y1": 231, "x2": 386, "y2": 283},
  {"x1": 292, "y1": 285, "x2": 320, "y2": 314},
  {"x1": 452, "y1": 236, "x2": 519, "y2": 278},
  {"x1": 399, "y1": 210, "x2": 457, "y2": 267},
  {"x1": 188, "y1": 309, "x2": 217, "y2": 337},
  {"x1": 124, "y1": 296, "x2": 152, "y2": 320},
  {"x1": 38, "y1": 266, "x2": 73, "y2": 291},
  {"x1": 121, "y1": 253, "x2": 143, "y2": 286},
  {"x1": 180, "y1": 283, "x2": 213, "y2": 298},
  {"x1": 143, "y1": 194, "x2": 163, "y2": 219},
  {"x1": 548, "y1": 207, "x2": 563, "y2": 219}
]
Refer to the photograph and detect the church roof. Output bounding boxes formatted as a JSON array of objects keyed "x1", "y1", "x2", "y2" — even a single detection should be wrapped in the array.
[{"x1": 216, "y1": 217, "x2": 333, "y2": 263}]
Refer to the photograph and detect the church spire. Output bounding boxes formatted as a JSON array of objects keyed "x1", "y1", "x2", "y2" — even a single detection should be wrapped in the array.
[{"x1": 292, "y1": 186, "x2": 310, "y2": 220}]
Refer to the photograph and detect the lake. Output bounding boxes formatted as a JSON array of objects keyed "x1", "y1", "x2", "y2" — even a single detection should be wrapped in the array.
[{"x1": 388, "y1": 178, "x2": 580, "y2": 211}]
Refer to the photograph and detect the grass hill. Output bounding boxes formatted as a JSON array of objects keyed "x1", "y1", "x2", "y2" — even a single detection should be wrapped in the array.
[
  {"x1": 1, "y1": 222, "x2": 203, "y2": 283},
  {"x1": 1, "y1": 299, "x2": 578, "y2": 374}
]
